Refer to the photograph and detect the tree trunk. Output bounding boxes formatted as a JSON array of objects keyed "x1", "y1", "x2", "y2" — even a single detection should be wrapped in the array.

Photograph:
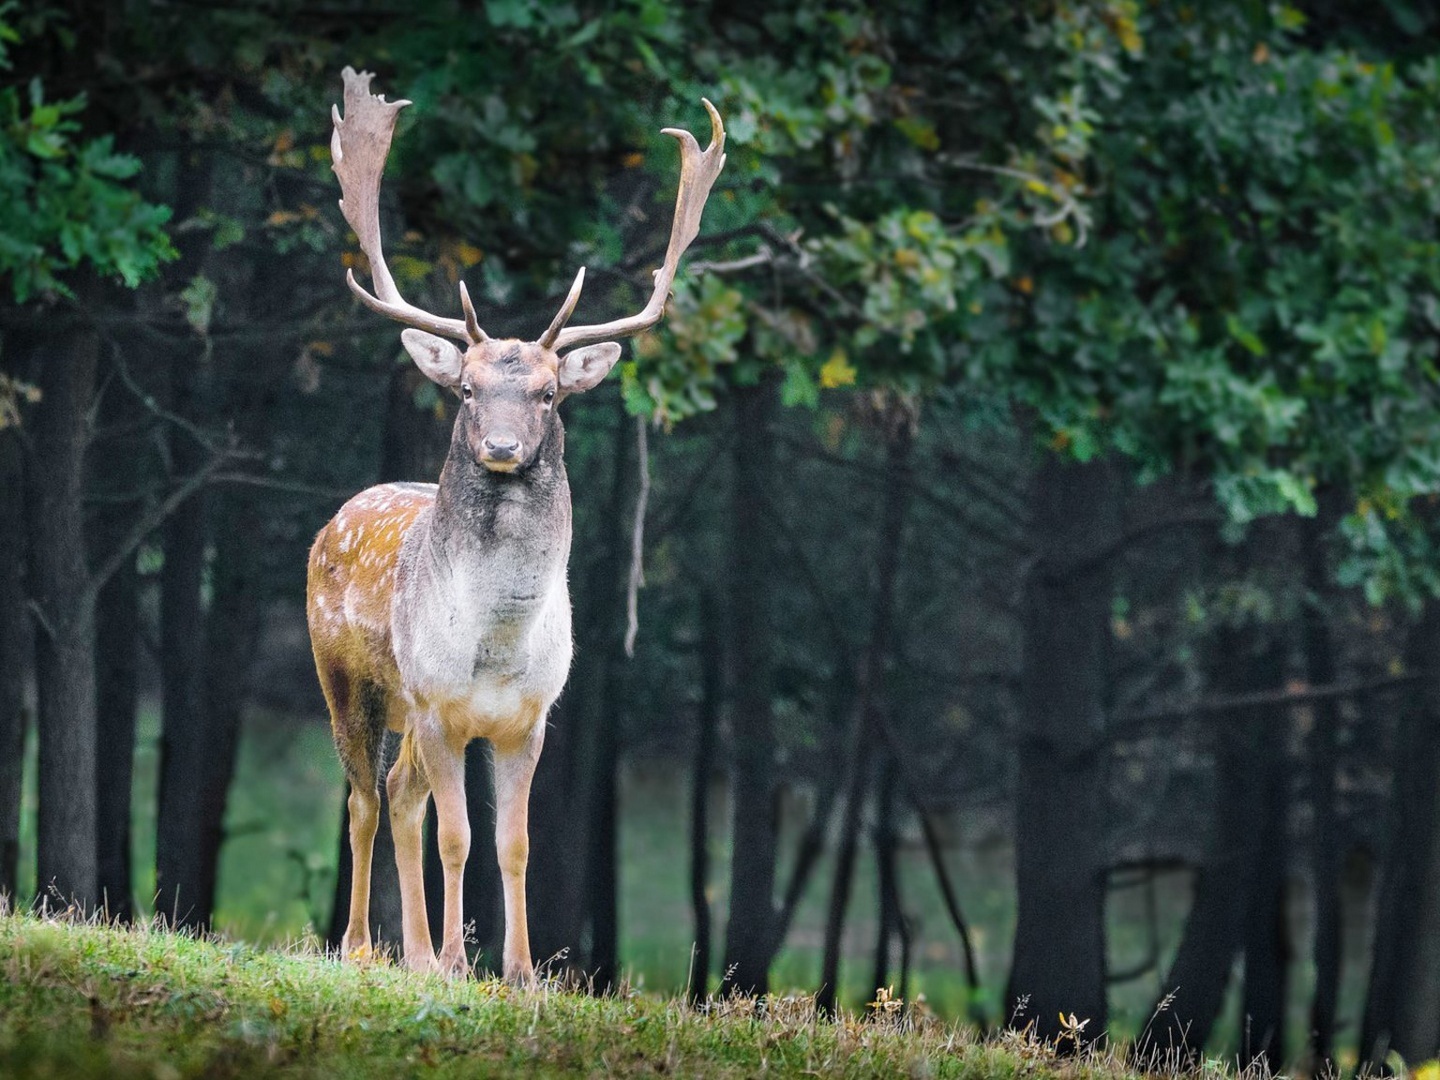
[
  {"x1": 871, "y1": 748, "x2": 900, "y2": 1002},
  {"x1": 0, "y1": 402, "x2": 29, "y2": 903},
  {"x1": 26, "y1": 325, "x2": 101, "y2": 909},
  {"x1": 91, "y1": 341, "x2": 147, "y2": 923},
  {"x1": 1389, "y1": 669, "x2": 1440, "y2": 1064},
  {"x1": 721, "y1": 379, "x2": 780, "y2": 998},
  {"x1": 585, "y1": 661, "x2": 623, "y2": 990},
  {"x1": 423, "y1": 801, "x2": 446, "y2": 947},
  {"x1": 463, "y1": 741, "x2": 501, "y2": 969},
  {"x1": 93, "y1": 549, "x2": 138, "y2": 921},
  {"x1": 1300, "y1": 506, "x2": 1343, "y2": 1068},
  {"x1": 194, "y1": 489, "x2": 264, "y2": 925},
  {"x1": 1360, "y1": 602, "x2": 1440, "y2": 1067},
  {"x1": 154, "y1": 352, "x2": 210, "y2": 928},
  {"x1": 328, "y1": 796, "x2": 355, "y2": 950},
  {"x1": 582, "y1": 405, "x2": 634, "y2": 991},
  {"x1": 525, "y1": 689, "x2": 586, "y2": 972},
  {"x1": 817, "y1": 416, "x2": 913, "y2": 1016},
  {"x1": 688, "y1": 589, "x2": 721, "y2": 1004},
  {"x1": 1005, "y1": 456, "x2": 1118, "y2": 1045},
  {"x1": 1135, "y1": 625, "x2": 1285, "y2": 1064},
  {"x1": 1240, "y1": 693, "x2": 1291, "y2": 1072}
]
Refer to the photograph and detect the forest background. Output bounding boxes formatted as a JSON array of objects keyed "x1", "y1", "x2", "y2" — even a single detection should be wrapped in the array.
[{"x1": 6, "y1": 0, "x2": 1440, "y2": 1072}]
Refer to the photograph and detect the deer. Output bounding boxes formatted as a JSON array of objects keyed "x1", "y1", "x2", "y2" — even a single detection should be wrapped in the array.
[{"x1": 308, "y1": 67, "x2": 725, "y2": 983}]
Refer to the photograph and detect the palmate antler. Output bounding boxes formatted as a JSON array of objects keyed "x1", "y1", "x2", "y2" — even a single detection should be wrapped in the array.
[
  {"x1": 332, "y1": 67, "x2": 486, "y2": 345},
  {"x1": 541, "y1": 99, "x2": 727, "y2": 352},
  {"x1": 331, "y1": 67, "x2": 725, "y2": 351}
]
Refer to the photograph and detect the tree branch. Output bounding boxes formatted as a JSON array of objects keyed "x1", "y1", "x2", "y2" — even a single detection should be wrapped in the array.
[
  {"x1": 624, "y1": 416, "x2": 651, "y2": 659},
  {"x1": 207, "y1": 471, "x2": 355, "y2": 501},
  {"x1": 1109, "y1": 674, "x2": 1419, "y2": 737},
  {"x1": 81, "y1": 439, "x2": 236, "y2": 609},
  {"x1": 688, "y1": 245, "x2": 777, "y2": 277}
]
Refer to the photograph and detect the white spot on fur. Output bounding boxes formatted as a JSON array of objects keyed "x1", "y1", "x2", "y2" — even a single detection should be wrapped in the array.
[{"x1": 342, "y1": 583, "x2": 381, "y2": 631}]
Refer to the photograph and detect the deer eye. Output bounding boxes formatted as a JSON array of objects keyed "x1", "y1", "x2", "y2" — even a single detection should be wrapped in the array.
[
  {"x1": 543, "y1": 388, "x2": 556, "y2": 405},
  {"x1": 462, "y1": 384, "x2": 473, "y2": 400}
]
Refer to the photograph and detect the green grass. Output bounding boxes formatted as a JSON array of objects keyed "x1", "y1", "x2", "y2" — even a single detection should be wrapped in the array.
[{"x1": 0, "y1": 911, "x2": 1234, "y2": 1080}]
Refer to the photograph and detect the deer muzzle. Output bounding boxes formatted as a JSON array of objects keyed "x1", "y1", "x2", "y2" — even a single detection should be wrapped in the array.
[{"x1": 480, "y1": 432, "x2": 522, "y2": 472}]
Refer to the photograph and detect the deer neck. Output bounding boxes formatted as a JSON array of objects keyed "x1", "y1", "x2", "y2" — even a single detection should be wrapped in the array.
[
  {"x1": 389, "y1": 416, "x2": 574, "y2": 711},
  {"x1": 426, "y1": 414, "x2": 572, "y2": 588}
]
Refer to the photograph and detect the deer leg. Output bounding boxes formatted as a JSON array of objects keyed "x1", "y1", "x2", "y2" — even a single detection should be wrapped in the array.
[
  {"x1": 342, "y1": 783, "x2": 381, "y2": 959},
  {"x1": 386, "y1": 728, "x2": 436, "y2": 972},
  {"x1": 415, "y1": 724, "x2": 470, "y2": 977},
  {"x1": 317, "y1": 666, "x2": 384, "y2": 962},
  {"x1": 493, "y1": 721, "x2": 545, "y2": 986}
]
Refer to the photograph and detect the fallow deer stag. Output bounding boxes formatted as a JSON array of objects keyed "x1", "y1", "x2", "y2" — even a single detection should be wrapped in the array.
[{"x1": 309, "y1": 67, "x2": 725, "y2": 982}]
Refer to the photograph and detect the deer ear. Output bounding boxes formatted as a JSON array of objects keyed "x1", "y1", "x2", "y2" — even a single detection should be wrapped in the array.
[
  {"x1": 401, "y1": 329, "x2": 464, "y2": 388},
  {"x1": 556, "y1": 342, "x2": 621, "y2": 400}
]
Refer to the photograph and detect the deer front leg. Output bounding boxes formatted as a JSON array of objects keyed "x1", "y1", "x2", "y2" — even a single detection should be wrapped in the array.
[
  {"x1": 386, "y1": 730, "x2": 436, "y2": 972},
  {"x1": 493, "y1": 721, "x2": 545, "y2": 987},
  {"x1": 415, "y1": 724, "x2": 471, "y2": 978}
]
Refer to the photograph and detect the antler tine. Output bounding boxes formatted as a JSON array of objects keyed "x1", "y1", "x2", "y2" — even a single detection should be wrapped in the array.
[
  {"x1": 332, "y1": 66, "x2": 483, "y2": 345},
  {"x1": 458, "y1": 280, "x2": 488, "y2": 343},
  {"x1": 549, "y1": 99, "x2": 726, "y2": 354},
  {"x1": 537, "y1": 267, "x2": 587, "y2": 349}
]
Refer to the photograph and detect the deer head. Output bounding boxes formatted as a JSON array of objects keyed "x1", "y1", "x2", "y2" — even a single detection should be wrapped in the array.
[{"x1": 330, "y1": 66, "x2": 726, "y2": 472}]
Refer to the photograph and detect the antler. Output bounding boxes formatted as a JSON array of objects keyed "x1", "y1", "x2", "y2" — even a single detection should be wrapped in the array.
[
  {"x1": 331, "y1": 67, "x2": 486, "y2": 345},
  {"x1": 541, "y1": 99, "x2": 727, "y2": 352}
]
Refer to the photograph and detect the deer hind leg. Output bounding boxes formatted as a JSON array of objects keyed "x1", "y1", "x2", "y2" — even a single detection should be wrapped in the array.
[
  {"x1": 387, "y1": 725, "x2": 436, "y2": 972},
  {"x1": 493, "y1": 720, "x2": 545, "y2": 987},
  {"x1": 414, "y1": 723, "x2": 471, "y2": 977},
  {"x1": 320, "y1": 668, "x2": 385, "y2": 962}
]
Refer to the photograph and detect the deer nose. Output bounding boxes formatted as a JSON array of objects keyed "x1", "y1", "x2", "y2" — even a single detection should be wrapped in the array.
[{"x1": 482, "y1": 433, "x2": 520, "y2": 460}]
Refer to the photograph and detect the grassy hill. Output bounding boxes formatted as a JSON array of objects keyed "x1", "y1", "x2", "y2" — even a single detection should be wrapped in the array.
[{"x1": 0, "y1": 910, "x2": 1207, "y2": 1080}]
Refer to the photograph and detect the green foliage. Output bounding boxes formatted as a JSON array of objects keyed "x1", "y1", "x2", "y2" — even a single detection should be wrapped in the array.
[
  {"x1": 0, "y1": 11, "x2": 174, "y2": 302},
  {"x1": 239, "y1": 3, "x2": 1120, "y2": 426},
  {"x1": 624, "y1": 276, "x2": 748, "y2": 424},
  {"x1": 605, "y1": 2, "x2": 1136, "y2": 421},
  {"x1": 30, "y1": 0, "x2": 1440, "y2": 602},
  {"x1": 356, "y1": 0, "x2": 1428, "y2": 601},
  {"x1": 950, "y1": 4, "x2": 1440, "y2": 601},
  {"x1": 816, "y1": 210, "x2": 983, "y2": 351}
]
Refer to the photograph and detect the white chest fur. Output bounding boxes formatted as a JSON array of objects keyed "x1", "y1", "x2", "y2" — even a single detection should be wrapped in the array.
[{"x1": 390, "y1": 511, "x2": 573, "y2": 741}]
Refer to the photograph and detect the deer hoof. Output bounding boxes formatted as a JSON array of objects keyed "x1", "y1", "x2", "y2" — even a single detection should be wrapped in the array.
[
  {"x1": 504, "y1": 965, "x2": 538, "y2": 990},
  {"x1": 437, "y1": 949, "x2": 470, "y2": 979},
  {"x1": 340, "y1": 932, "x2": 372, "y2": 964},
  {"x1": 402, "y1": 951, "x2": 440, "y2": 975}
]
